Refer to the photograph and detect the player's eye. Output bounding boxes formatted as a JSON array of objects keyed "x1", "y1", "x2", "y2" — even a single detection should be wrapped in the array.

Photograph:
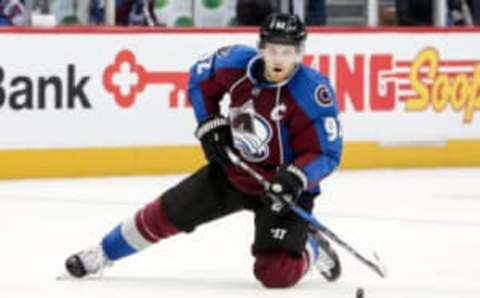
[
  {"x1": 280, "y1": 49, "x2": 295, "y2": 57},
  {"x1": 266, "y1": 48, "x2": 278, "y2": 55}
]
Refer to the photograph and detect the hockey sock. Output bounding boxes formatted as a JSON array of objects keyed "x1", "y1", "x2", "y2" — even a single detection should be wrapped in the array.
[{"x1": 101, "y1": 198, "x2": 180, "y2": 261}]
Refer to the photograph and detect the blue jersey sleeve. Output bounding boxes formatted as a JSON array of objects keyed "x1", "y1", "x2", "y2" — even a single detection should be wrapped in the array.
[
  {"x1": 287, "y1": 67, "x2": 343, "y2": 192},
  {"x1": 188, "y1": 45, "x2": 257, "y2": 123}
]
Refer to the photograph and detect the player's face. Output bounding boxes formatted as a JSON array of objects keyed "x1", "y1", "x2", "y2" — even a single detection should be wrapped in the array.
[{"x1": 262, "y1": 43, "x2": 301, "y2": 83}]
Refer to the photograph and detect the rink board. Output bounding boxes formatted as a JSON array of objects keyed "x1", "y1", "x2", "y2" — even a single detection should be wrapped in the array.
[
  {"x1": 0, "y1": 27, "x2": 479, "y2": 178},
  {"x1": 0, "y1": 140, "x2": 480, "y2": 179}
]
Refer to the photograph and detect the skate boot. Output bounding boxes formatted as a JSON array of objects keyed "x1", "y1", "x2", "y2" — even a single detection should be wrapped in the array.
[
  {"x1": 65, "y1": 245, "x2": 112, "y2": 278},
  {"x1": 306, "y1": 231, "x2": 341, "y2": 281}
]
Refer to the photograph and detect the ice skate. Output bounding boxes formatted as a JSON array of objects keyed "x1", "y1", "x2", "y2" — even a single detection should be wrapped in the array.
[
  {"x1": 306, "y1": 231, "x2": 341, "y2": 282},
  {"x1": 64, "y1": 245, "x2": 112, "y2": 278}
]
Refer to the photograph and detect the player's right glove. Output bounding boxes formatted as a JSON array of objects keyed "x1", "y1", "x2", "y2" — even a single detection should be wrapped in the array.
[
  {"x1": 265, "y1": 165, "x2": 308, "y2": 216},
  {"x1": 195, "y1": 116, "x2": 234, "y2": 167}
]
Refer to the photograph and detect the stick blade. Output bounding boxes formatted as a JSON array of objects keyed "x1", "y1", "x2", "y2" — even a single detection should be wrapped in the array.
[{"x1": 372, "y1": 251, "x2": 388, "y2": 278}]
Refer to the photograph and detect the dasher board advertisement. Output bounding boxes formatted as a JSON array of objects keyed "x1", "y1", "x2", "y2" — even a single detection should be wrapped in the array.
[{"x1": 0, "y1": 28, "x2": 479, "y2": 177}]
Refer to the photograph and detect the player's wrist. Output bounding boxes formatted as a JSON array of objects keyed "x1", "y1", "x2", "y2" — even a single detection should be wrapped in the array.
[
  {"x1": 195, "y1": 116, "x2": 230, "y2": 140},
  {"x1": 271, "y1": 165, "x2": 307, "y2": 202},
  {"x1": 283, "y1": 164, "x2": 308, "y2": 192},
  {"x1": 195, "y1": 116, "x2": 233, "y2": 167}
]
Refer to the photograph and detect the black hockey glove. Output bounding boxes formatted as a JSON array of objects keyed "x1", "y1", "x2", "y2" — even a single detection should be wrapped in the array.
[
  {"x1": 265, "y1": 165, "x2": 308, "y2": 216},
  {"x1": 195, "y1": 116, "x2": 234, "y2": 167}
]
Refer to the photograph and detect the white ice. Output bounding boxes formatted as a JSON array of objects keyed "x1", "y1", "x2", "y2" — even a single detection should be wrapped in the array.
[{"x1": 1, "y1": 168, "x2": 479, "y2": 298}]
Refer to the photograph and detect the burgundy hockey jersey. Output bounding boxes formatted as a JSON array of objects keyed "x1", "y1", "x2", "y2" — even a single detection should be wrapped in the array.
[{"x1": 188, "y1": 45, "x2": 343, "y2": 195}]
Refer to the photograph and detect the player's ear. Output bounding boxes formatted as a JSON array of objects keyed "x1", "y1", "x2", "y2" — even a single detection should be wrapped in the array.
[
  {"x1": 295, "y1": 43, "x2": 305, "y2": 54},
  {"x1": 257, "y1": 42, "x2": 266, "y2": 56},
  {"x1": 257, "y1": 40, "x2": 266, "y2": 50},
  {"x1": 295, "y1": 44, "x2": 305, "y2": 63}
]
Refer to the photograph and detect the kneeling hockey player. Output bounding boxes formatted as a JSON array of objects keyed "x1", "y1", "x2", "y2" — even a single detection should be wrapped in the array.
[{"x1": 65, "y1": 13, "x2": 343, "y2": 288}]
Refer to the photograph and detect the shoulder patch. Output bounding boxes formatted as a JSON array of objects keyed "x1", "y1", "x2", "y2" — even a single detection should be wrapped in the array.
[{"x1": 314, "y1": 84, "x2": 334, "y2": 107}]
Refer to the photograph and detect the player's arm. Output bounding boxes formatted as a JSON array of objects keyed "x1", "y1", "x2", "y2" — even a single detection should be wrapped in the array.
[
  {"x1": 188, "y1": 49, "x2": 230, "y2": 165},
  {"x1": 289, "y1": 80, "x2": 343, "y2": 192},
  {"x1": 187, "y1": 48, "x2": 233, "y2": 123},
  {"x1": 188, "y1": 45, "x2": 256, "y2": 122},
  {"x1": 188, "y1": 45, "x2": 256, "y2": 166}
]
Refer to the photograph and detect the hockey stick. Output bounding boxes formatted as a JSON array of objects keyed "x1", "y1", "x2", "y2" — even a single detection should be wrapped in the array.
[{"x1": 226, "y1": 148, "x2": 387, "y2": 278}]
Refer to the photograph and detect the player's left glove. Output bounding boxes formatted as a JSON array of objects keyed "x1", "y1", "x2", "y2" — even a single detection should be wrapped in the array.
[
  {"x1": 265, "y1": 165, "x2": 308, "y2": 216},
  {"x1": 195, "y1": 116, "x2": 234, "y2": 167}
]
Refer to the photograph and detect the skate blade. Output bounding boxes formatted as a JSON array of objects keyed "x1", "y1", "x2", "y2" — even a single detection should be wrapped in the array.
[
  {"x1": 55, "y1": 271, "x2": 104, "y2": 281},
  {"x1": 56, "y1": 272, "x2": 73, "y2": 281}
]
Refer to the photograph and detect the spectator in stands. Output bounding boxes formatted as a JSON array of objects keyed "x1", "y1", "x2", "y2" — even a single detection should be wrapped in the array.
[
  {"x1": 90, "y1": 0, "x2": 163, "y2": 26},
  {"x1": 0, "y1": 0, "x2": 25, "y2": 26},
  {"x1": 89, "y1": 0, "x2": 104, "y2": 25},
  {"x1": 472, "y1": 0, "x2": 480, "y2": 25},
  {"x1": 395, "y1": 0, "x2": 432, "y2": 25},
  {"x1": 305, "y1": 0, "x2": 327, "y2": 25},
  {"x1": 236, "y1": 0, "x2": 276, "y2": 26},
  {"x1": 116, "y1": 0, "x2": 160, "y2": 26},
  {"x1": 448, "y1": 0, "x2": 473, "y2": 25},
  {"x1": 379, "y1": 0, "x2": 397, "y2": 25},
  {"x1": 236, "y1": 0, "x2": 326, "y2": 26},
  {"x1": 395, "y1": 0, "x2": 476, "y2": 26}
]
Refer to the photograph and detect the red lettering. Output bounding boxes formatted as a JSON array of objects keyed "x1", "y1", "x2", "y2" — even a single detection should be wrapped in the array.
[
  {"x1": 336, "y1": 55, "x2": 364, "y2": 111},
  {"x1": 302, "y1": 55, "x2": 314, "y2": 68},
  {"x1": 370, "y1": 55, "x2": 395, "y2": 110}
]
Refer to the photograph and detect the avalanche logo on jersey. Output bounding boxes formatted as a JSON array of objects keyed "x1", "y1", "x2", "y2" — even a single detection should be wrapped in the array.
[{"x1": 230, "y1": 100, "x2": 273, "y2": 162}]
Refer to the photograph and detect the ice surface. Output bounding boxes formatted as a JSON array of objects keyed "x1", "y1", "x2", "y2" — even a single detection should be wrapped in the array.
[{"x1": 1, "y1": 168, "x2": 479, "y2": 298}]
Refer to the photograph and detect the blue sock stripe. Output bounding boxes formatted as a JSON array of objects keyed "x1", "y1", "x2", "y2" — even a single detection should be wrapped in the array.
[{"x1": 101, "y1": 224, "x2": 137, "y2": 261}]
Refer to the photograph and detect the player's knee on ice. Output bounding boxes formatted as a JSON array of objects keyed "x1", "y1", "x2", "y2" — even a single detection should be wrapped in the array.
[{"x1": 253, "y1": 250, "x2": 306, "y2": 288}]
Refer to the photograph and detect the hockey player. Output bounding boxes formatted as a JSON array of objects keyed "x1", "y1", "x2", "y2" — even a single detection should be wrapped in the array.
[
  {"x1": 65, "y1": 13, "x2": 343, "y2": 288},
  {"x1": 89, "y1": 0, "x2": 161, "y2": 26}
]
